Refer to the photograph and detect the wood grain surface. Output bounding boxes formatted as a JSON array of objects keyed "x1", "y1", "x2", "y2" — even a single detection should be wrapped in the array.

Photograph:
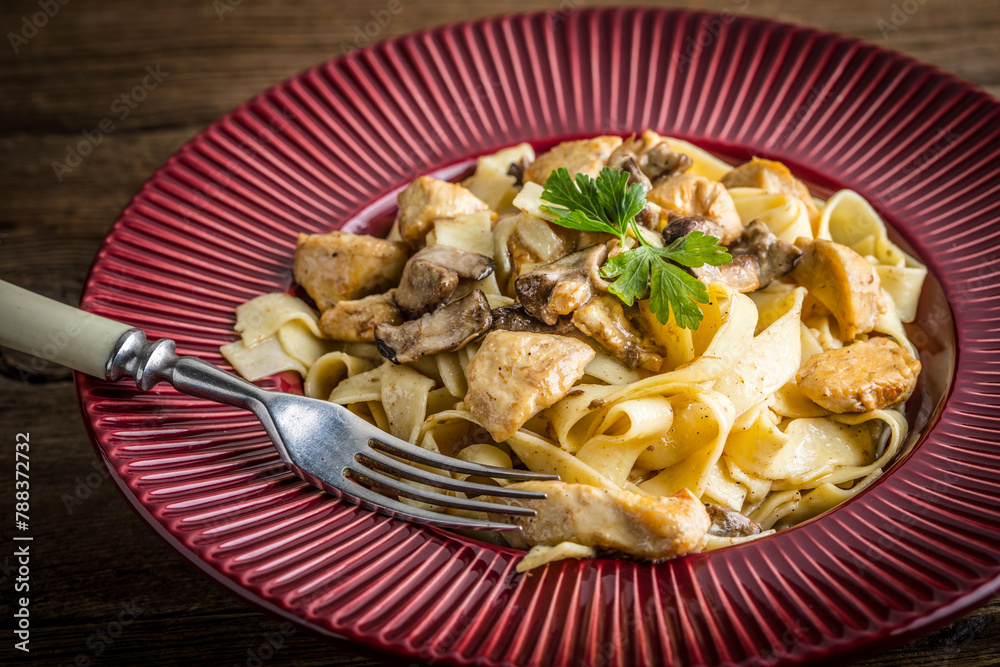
[{"x1": 1, "y1": 0, "x2": 998, "y2": 665}]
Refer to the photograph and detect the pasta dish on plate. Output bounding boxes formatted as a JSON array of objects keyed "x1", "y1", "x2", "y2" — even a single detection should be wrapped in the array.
[{"x1": 221, "y1": 131, "x2": 926, "y2": 572}]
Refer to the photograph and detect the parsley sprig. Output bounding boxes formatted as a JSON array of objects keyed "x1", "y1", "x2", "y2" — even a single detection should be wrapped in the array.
[{"x1": 540, "y1": 167, "x2": 732, "y2": 329}]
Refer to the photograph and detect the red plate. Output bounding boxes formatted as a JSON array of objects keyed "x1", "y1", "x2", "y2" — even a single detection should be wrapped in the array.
[{"x1": 77, "y1": 8, "x2": 1000, "y2": 666}]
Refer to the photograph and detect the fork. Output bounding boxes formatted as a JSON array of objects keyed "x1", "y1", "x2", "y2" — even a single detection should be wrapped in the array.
[{"x1": 1, "y1": 280, "x2": 554, "y2": 530}]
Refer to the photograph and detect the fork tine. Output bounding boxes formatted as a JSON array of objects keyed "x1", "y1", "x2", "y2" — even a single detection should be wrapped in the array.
[
  {"x1": 338, "y1": 478, "x2": 524, "y2": 531},
  {"x1": 356, "y1": 449, "x2": 549, "y2": 500},
  {"x1": 368, "y1": 438, "x2": 558, "y2": 481},
  {"x1": 345, "y1": 466, "x2": 537, "y2": 517}
]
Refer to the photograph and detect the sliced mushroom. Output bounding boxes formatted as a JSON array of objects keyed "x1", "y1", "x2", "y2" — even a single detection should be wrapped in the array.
[
  {"x1": 488, "y1": 304, "x2": 577, "y2": 336},
  {"x1": 571, "y1": 295, "x2": 664, "y2": 370},
  {"x1": 609, "y1": 154, "x2": 653, "y2": 194},
  {"x1": 669, "y1": 219, "x2": 801, "y2": 294},
  {"x1": 661, "y1": 214, "x2": 728, "y2": 246},
  {"x1": 514, "y1": 244, "x2": 610, "y2": 325},
  {"x1": 507, "y1": 155, "x2": 531, "y2": 186},
  {"x1": 705, "y1": 503, "x2": 762, "y2": 538},
  {"x1": 394, "y1": 244, "x2": 495, "y2": 318},
  {"x1": 609, "y1": 132, "x2": 693, "y2": 184},
  {"x1": 728, "y1": 220, "x2": 802, "y2": 287},
  {"x1": 374, "y1": 290, "x2": 492, "y2": 364},
  {"x1": 293, "y1": 231, "x2": 409, "y2": 311},
  {"x1": 319, "y1": 291, "x2": 403, "y2": 343},
  {"x1": 395, "y1": 176, "x2": 490, "y2": 246}
]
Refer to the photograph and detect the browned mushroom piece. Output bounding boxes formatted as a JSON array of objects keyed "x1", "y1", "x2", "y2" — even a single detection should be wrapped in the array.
[
  {"x1": 609, "y1": 134, "x2": 693, "y2": 184},
  {"x1": 608, "y1": 153, "x2": 653, "y2": 194},
  {"x1": 729, "y1": 221, "x2": 802, "y2": 287},
  {"x1": 514, "y1": 244, "x2": 610, "y2": 325},
  {"x1": 293, "y1": 231, "x2": 409, "y2": 311},
  {"x1": 394, "y1": 244, "x2": 495, "y2": 318},
  {"x1": 487, "y1": 304, "x2": 577, "y2": 336},
  {"x1": 374, "y1": 290, "x2": 492, "y2": 364},
  {"x1": 661, "y1": 214, "x2": 728, "y2": 246},
  {"x1": 705, "y1": 503, "x2": 762, "y2": 538},
  {"x1": 571, "y1": 295, "x2": 664, "y2": 371},
  {"x1": 665, "y1": 218, "x2": 801, "y2": 294},
  {"x1": 319, "y1": 291, "x2": 403, "y2": 343}
]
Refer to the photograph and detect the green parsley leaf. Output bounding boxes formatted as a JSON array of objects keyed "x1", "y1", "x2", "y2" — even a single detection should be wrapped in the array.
[
  {"x1": 540, "y1": 168, "x2": 619, "y2": 238},
  {"x1": 650, "y1": 260, "x2": 711, "y2": 329},
  {"x1": 657, "y1": 230, "x2": 732, "y2": 268},
  {"x1": 539, "y1": 166, "x2": 733, "y2": 329},
  {"x1": 601, "y1": 245, "x2": 655, "y2": 306}
]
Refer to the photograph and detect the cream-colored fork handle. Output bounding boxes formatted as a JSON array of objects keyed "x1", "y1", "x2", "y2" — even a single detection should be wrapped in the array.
[{"x1": 0, "y1": 279, "x2": 132, "y2": 378}]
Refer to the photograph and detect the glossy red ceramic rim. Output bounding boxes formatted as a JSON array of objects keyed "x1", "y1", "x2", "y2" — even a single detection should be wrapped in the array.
[{"x1": 77, "y1": 8, "x2": 1000, "y2": 666}]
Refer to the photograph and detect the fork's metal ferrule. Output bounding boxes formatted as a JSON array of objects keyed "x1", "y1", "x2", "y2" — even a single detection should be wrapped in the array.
[{"x1": 106, "y1": 328, "x2": 269, "y2": 413}]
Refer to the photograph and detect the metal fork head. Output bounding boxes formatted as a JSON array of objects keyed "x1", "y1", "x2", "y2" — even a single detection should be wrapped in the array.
[
  {"x1": 110, "y1": 331, "x2": 557, "y2": 532},
  {"x1": 253, "y1": 387, "x2": 556, "y2": 531}
]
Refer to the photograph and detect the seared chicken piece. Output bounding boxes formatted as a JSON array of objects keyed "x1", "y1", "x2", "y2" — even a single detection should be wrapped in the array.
[
  {"x1": 395, "y1": 176, "x2": 490, "y2": 245},
  {"x1": 524, "y1": 136, "x2": 623, "y2": 185},
  {"x1": 647, "y1": 173, "x2": 744, "y2": 244},
  {"x1": 394, "y1": 245, "x2": 495, "y2": 318},
  {"x1": 319, "y1": 291, "x2": 402, "y2": 342},
  {"x1": 497, "y1": 481, "x2": 711, "y2": 561},
  {"x1": 705, "y1": 503, "x2": 762, "y2": 538},
  {"x1": 796, "y1": 337, "x2": 921, "y2": 413},
  {"x1": 375, "y1": 290, "x2": 492, "y2": 364},
  {"x1": 790, "y1": 238, "x2": 886, "y2": 340},
  {"x1": 465, "y1": 331, "x2": 595, "y2": 442},
  {"x1": 571, "y1": 296, "x2": 664, "y2": 370},
  {"x1": 515, "y1": 244, "x2": 610, "y2": 325},
  {"x1": 293, "y1": 232, "x2": 408, "y2": 311},
  {"x1": 721, "y1": 157, "x2": 820, "y2": 220}
]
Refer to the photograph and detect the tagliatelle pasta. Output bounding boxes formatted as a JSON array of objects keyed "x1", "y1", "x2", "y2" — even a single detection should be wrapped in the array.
[{"x1": 222, "y1": 131, "x2": 927, "y2": 570}]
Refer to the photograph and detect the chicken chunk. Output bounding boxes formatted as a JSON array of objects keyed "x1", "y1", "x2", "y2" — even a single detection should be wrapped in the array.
[
  {"x1": 790, "y1": 238, "x2": 886, "y2": 340},
  {"x1": 293, "y1": 232, "x2": 409, "y2": 311},
  {"x1": 395, "y1": 176, "x2": 490, "y2": 245},
  {"x1": 465, "y1": 331, "x2": 595, "y2": 442},
  {"x1": 524, "y1": 136, "x2": 623, "y2": 185},
  {"x1": 496, "y1": 481, "x2": 711, "y2": 561},
  {"x1": 796, "y1": 337, "x2": 921, "y2": 413},
  {"x1": 721, "y1": 157, "x2": 820, "y2": 220},
  {"x1": 571, "y1": 295, "x2": 664, "y2": 370},
  {"x1": 647, "y1": 173, "x2": 744, "y2": 244},
  {"x1": 319, "y1": 291, "x2": 402, "y2": 342}
]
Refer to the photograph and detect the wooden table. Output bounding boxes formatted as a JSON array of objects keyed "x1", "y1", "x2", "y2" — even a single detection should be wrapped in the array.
[{"x1": 1, "y1": 0, "x2": 998, "y2": 664}]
